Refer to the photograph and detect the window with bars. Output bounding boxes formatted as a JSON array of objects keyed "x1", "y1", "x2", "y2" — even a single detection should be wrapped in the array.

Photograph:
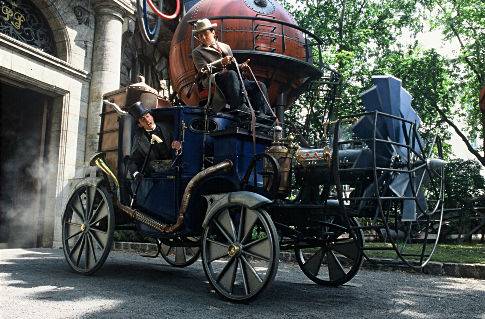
[{"x1": 0, "y1": 0, "x2": 57, "y2": 56}]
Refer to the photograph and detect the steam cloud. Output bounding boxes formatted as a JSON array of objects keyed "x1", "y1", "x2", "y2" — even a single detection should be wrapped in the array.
[{"x1": 0, "y1": 137, "x2": 56, "y2": 248}]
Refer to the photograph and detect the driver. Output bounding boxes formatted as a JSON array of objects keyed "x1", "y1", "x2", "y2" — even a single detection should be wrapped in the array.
[
  {"x1": 191, "y1": 18, "x2": 269, "y2": 114},
  {"x1": 127, "y1": 101, "x2": 173, "y2": 181}
]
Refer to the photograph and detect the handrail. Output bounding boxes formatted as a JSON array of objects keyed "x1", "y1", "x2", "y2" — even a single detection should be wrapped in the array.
[
  {"x1": 188, "y1": 15, "x2": 328, "y2": 68},
  {"x1": 188, "y1": 15, "x2": 325, "y2": 44}
]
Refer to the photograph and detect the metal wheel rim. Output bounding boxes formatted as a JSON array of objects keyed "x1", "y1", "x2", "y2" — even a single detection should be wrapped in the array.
[
  {"x1": 202, "y1": 205, "x2": 279, "y2": 302},
  {"x1": 380, "y1": 137, "x2": 445, "y2": 267},
  {"x1": 62, "y1": 184, "x2": 114, "y2": 275},
  {"x1": 295, "y1": 216, "x2": 363, "y2": 286}
]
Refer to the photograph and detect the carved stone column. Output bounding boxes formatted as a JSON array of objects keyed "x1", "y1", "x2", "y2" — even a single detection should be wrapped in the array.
[{"x1": 85, "y1": 0, "x2": 132, "y2": 160}]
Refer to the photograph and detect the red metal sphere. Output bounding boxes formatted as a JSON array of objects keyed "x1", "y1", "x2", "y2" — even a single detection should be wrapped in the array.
[{"x1": 169, "y1": 0, "x2": 321, "y2": 108}]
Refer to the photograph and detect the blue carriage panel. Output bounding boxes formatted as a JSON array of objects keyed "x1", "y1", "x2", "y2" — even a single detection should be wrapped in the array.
[
  {"x1": 135, "y1": 175, "x2": 179, "y2": 224},
  {"x1": 212, "y1": 129, "x2": 272, "y2": 185},
  {"x1": 180, "y1": 107, "x2": 205, "y2": 175}
]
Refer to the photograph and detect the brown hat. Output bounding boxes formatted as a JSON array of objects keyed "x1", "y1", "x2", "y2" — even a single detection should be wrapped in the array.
[{"x1": 192, "y1": 18, "x2": 217, "y2": 35}]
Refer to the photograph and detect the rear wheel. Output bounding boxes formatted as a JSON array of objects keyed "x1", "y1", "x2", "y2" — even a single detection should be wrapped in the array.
[
  {"x1": 295, "y1": 216, "x2": 363, "y2": 286},
  {"x1": 201, "y1": 204, "x2": 279, "y2": 302},
  {"x1": 62, "y1": 183, "x2": 115, "y2": 275},
  {"x1": 160, "y1": 238, "x2": 200, "y2": 267}
]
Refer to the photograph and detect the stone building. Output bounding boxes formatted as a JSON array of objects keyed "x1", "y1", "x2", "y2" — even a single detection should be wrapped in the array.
[{"x1": 0, "y1": 0, "x2": 175, "y2": 248}]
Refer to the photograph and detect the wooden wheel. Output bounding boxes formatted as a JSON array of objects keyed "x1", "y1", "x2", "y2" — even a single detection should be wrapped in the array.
[
  {"x1": 160, "y1": 238, "x2": 201, "y2": 267},
  {"x1": 295, "y1": 216, "x2": 363, "y2": 286},
  {"x1": 201, "y1": 204, "x2": 279, "y2": 302},
  {"x1": 62, "y1": 183, "x2": 114, "y2": 275}
]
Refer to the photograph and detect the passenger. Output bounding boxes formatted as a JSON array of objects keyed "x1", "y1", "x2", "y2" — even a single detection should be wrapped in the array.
[
  {"x1": 127, "y1": 101, "x2": 173, "y2": 181},
  {"x1": 191, "y1": 18, "x2": 269, "y2": 114}
]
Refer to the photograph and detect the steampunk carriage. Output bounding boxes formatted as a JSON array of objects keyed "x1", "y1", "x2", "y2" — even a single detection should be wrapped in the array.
[{"x1": 61, "y1": 0, "x2": 445, "y2": 302}]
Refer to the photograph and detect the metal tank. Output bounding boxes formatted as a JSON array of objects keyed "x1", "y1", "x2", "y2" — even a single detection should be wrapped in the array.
[{"x1": 168, "y1": 0, "x2": 326, "y2": 109}]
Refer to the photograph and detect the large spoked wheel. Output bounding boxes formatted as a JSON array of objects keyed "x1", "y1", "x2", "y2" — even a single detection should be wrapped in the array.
[
  {"x1": 201, "y1": 204, "x2": 279, "y2": 302},
  {"x1": 295, "y1": 216, "x2": 364, "y2": 286},
  {"x1": 62, "y1": 182, "x2": 115, "y2": 275},
  {"x1": 160, "y1": 238, "x2": 201, "y2": 267},
  {"x1": 384, "y1": 136, "x2": 445, "y2": 267}
]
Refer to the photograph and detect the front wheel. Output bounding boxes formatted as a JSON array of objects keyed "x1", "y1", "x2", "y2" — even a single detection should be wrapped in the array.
[
  {"x1": 201, "y1": 204, "x2": 279, "y2": 302},
  {"x1": 61, "y1": 182, "x2": 115, "y2": 275}
]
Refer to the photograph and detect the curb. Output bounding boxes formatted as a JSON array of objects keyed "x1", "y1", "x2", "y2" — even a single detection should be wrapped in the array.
[{"x1": 112, "y1": 242, "x2": 485, "y2": 280}]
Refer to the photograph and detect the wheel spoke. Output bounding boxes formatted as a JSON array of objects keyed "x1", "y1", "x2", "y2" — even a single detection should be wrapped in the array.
[
  {"x1": 65, "y1": 222, "x2": 82, "y2": 240},
  {"x1": 90, "y1": 201, "x2": 108, "y2": 226},
  {"x1": 214, "y1": 220, "x2": 235, "y2": 244},
  {"x1": 84, "y1": 233, "x2": 93, "y2": 269},
  {"x1": 175, "y1": 247, "x2": 187, "y2": 264},
  {"x1": 239, "y1": 258, "x2": 250, "y2": 295},
  {"x1": 244, "y1": 237, "x2": 271, "y2": 261},
  {"x1": 216, "y1": 256, "x2": 238, "y2": 293},
  {"x1": 160, "y1": 244, "x2": 171, "y2": 256},
  {"x1": 74, "y1": 235, "x2": 86, "y2": 267},
  {"x1": 217, "y1": 209, "x2": 236, "y2": 242},
  {"x1": 68, "y1": 234, "x2": 84, "y2": 258},
  {"x1": 331, "y1": 239, "x2": 358, "y2": 260},
  {"x1": 326, "y1": 251, "x2": 347, "y2": 281},
  {"x1": 87, "y1": 232, "x2": 98, "y2": 263},
  {"x1": 237, "y1": 206, "x2": 245, "y2": 242},
  {"x1": 240, "y1": 254, "x2": 263, "y2": 294},
  {"x1": 70, "y1": 202, "x2": 84, "y2": 222},
  {"x1": 86, "y1": 186, "x2": 97, "y2": 222},
  {"x1": 206, "y1": 239, "x2": 229, "y2": 262},
  {"x1": 186, "y1": 247, "x2": 198, "y2": 257},
  {"x1": 240, "y1": 209, "x2": 259, "y2": 244},
  {"x1": 303, "y1": 248, "x2": 325, "y2": 276},
  {"x1": 89, "y1": 199, "x2": 106, "y2": 225},
  {"x1": 89, "y1": 228, "x2": 108, "y2": 250},
  {"x1": 241, "y1": 250, "x2": 270, "y2": 262}
]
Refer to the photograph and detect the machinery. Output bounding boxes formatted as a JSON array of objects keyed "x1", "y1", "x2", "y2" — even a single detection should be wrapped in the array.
[{"x1": 61, "y1": 0, "x2": 445, "y2": 302}]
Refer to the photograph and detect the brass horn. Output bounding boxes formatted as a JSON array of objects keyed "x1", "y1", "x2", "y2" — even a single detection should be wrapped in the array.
[{"x1": 89, "y1": 152, "x2": 120, "y2": 192}]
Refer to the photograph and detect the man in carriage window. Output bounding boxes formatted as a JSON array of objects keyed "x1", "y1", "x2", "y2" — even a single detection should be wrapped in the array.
[
  {"x1": 191, "y1": 18, "x2": 270, "y2": 114},
  {"x1": 127, "y1": 101, "x2": 173, "y2": 181}
]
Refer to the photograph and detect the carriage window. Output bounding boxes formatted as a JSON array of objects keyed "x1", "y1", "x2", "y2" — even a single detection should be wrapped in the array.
[{"x1": 189, "y1": 118, "x2": 218, "y2": 133}]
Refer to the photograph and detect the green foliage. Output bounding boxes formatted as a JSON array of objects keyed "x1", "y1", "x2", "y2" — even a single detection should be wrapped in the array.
[
  {"x1": 420, "y1": 0, "x2": 485, "y2": 144},
  {"x1": 281, "y1": 0, "x2": 484, "y2": 164},
  {"x1": 444, "y1": 159, "x2": 485, "y2": 208}
]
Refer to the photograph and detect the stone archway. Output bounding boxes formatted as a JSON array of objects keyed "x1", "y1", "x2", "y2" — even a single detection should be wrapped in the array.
[{"x1": 30, "y1": 0, "x2": 71, "y2": 62}]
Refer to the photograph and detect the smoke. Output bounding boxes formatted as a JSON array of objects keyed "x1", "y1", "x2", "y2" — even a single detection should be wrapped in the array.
[{"x1": 0, "y1": 137, "x2": 57, "y2": 248}]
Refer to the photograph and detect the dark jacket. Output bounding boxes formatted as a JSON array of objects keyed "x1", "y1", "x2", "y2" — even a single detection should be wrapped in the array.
[
  {"x1": 127, "y1": 123, "x2": 172, "y2": 176},
  {"x1": 192, "y1": 41, "x2": 233, "y2": 111}
]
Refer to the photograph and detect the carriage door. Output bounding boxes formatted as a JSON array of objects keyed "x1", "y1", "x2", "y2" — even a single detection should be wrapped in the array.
[{"x1": 0, "y1": 81, "x2": 51, "y2": 248}]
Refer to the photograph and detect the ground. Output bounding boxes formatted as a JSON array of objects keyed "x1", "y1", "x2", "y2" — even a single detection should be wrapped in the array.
[{"x1": 0, "y1": 248, "x2": 483, "y2": 319}]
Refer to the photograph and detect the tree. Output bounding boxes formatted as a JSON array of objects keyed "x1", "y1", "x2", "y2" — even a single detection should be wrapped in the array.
[
  {"x1": 284, "y1": 0, "x2": 426, "y2": 116},
  {"x1": 418, "y1": 0, "x2": 485, "y2": 164},
  {"x1": 281, "y1": 0, "x2": 454, "y2": 147}
]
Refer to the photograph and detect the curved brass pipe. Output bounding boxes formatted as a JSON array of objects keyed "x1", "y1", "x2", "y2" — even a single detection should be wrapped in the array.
[
  {"x1": 90, "y1": 153, "x2": 233, "y2": 234},
  {"x1": 169, "y1": 159, "x2": 233, "y2": 233}
]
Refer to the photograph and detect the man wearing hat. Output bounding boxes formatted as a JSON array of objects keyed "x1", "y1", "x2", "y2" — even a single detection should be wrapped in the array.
[
  {"x1": 127, "y1": 101, "x2": 172, "y2": 181},
  {"x1": 191, "y1": 18, "x2": 269, "y2": 114}
]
